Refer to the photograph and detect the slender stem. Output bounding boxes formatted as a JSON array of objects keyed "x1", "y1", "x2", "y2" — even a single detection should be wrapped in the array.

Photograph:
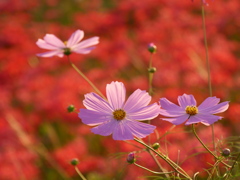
[
  {"x1": 134, "y1": 138, "x2": 192, "y2": 179},
  {"x1": 201, "y1": 1, "x2": 216, "y2": 159},
  {"x1": 228, "y1": 152, "x2": 240, "y2": 175},
  {"x1": 192, "y1": 125, "x2": 231, "y2": 168},
  {"x1": 134, "y1": 162, "x2": 173, "y2": 175},
  {"x1": 75, "y1": 166, "x2": 87, "y2": 180},
  {"x1": 67, "y1": 56, "x2": 106, "y2": 99},
  {"x1": 148, "y1": 150, "x2": 170, "y2": 179},
  {"x1": 148, "y1": 54, "x2": 154, "y2": 96},
  {"x1": 207, "y1": 160, "x2": 221, "y2": 180}
]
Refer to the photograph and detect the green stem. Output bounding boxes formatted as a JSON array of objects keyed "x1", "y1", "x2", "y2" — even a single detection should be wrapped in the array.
[
  {"x1": 228, "y1": 152, "x2": 240, "y2": 176},
  {"x1": 67, "y1": 56, "x2": 106, "y2": 100},
  {"x1": 192, "y1": 125, "x2": 231, "y2": 168},
  {"x1": 207, "y1": 159, "x2": 221, "y2": 180},
  {"x1": 148, "y1": 54, "x2": 153, "y2": 96},
  {"x1": 134, "y1": 138, "x2": 192, "y2": 179},
  {"x1": 75, "y1": 166, "x2": 87, "y2": 180},
  {"x1": 201, "y1": 2, "x2": 217, "y2": 163},
  {"x1": 148, "y1": 150, "x2": 170, "y2": 179},
  {"x1": 134, "y1": 162, "x2": 173, "y2": 175}
]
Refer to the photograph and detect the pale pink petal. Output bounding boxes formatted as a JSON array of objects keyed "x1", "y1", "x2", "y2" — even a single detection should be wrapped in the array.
[
  {"x1": 159, "y1": 98, "x2": 182, "y2": 110},
  {"x1": 198, "y1": 96, "x2": 220, "y2": 111},
  {"x1": 159, "y1": 109, "x2": 186, "y2": 117},
  {"x1": 91, "y1": 120, "x2": 118, "y2": 137},
  {"x1": 126, "y1": 120, "x2": 156, "y2": 138},
  {"x1": 72, "y1": 47, "x2": 95, "y2": 54},
  {"x1": 112, "y1": 121, "x2": 134, "y2": 140},
  {"x1": 123, "y1": 89, "x2": 151, "y2": 113},
  {"x1": 83, "y1": 92, "x2": 113, "y2": 113},
  {"x1": 178, "y1": 94, "x2": 196, "y2": 107},
  {"x1": 43, "y1": 34, "x2": 65, "y2": 48},
  {"x1": 36, "y1": 50, "x2": 64, "y2": 57},
  {"x1": 106, "y1": 81, "x2": 126, "y2": 110},
  {"x1": 36, "y1": 39, "x2": 60, "y2": 50},
  {"x1": 160, "y1": 114, "x2": 189, "y2": 125},
  {"x1": 67, "y1": 30, "x2": 84, "y2": 47},
  {"x1": 73, "y1": 37, "x2": 99, "y2": 50},
  {"x1": 185, "y1": 114, "x2": 222, "y2": 125},
  {"x1": 159, "y1": 98, "x2": 185, "y2": 117},
  {"x1": 127, "y1": 103, "x2": 159, "y2": 121},
  {"x1": 79, "y1": 109, "x2": 111, "y2": 126},
  {"x1": 199, "y1": 101, "x2": 229, "y2": 114}
]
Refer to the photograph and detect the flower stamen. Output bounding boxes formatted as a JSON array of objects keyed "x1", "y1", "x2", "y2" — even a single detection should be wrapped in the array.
[
  {"x1": 113, "y1": 109, "x2": 126, "y2": 121},
  {"x1": 185, "y1": 105, "x2": 198, "y2": 115}
]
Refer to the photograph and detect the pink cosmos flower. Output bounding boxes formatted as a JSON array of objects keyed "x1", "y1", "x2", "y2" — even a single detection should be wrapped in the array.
[
  {"x1": 79, "y1": 81, "x2": 160, "y2": 140},
  {"x1": 36, "y1": 29, "x2": 99, "y2": 57},
  {"x1": 159, "y1": 94, "x2": 229, "y2": 126}
]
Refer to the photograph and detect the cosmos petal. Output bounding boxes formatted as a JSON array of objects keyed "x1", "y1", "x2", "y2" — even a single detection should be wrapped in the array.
[
  {"x1": 83, "y1": 92, "x2": 113, "y2": 113},
  {"x1": 91, "y1": 120, "x2": 118, "y2": 136},
  {"x1": 126, "y1": 120, "x2": 156, "y2": 138},
  {"x1": 198, "y1": 96, "x2": 220, "y2": 111},
  {"x1": 36, "y1": 50, "x2": 64, "y2": 57},
  {"x1": 185, "y1": 114, "x2": 222, "y2": 125},
  {"x1": 79, "y1": 109, "x2": 111, "y2": 126},
  {"x1": 43, "y1": 34, "x2": 65, "y2": 48},
  {"x1": 67, "y1": 30, "x2": 84, "y2": 47},
  {"x1": 160, "y1": 114, "x2": 189, "y2": 125},
  {"x1": 178, "y1": 94, "x2": 196, "y2": 107},
  {"x1": 112, "y1": 121, "x2": 134, "y2": 140},
  {"x1": 159, "y1": 109, "x2": 186, "y2": 117},
  {"x1": 73, "y1": 37, "x2": 99, "y2": 50},
  {"x1": 36, "y1": 39, "x2": 60, "y2": 50},
  {"x1": 106, "y1": 81, "x2": 126, "y2": 110},
  {"x1": 72, "y1": 47, "x2": 96, "y2": 54},
  {"x1": 199, "y1": 101, "x2": 229, "y2": 114},
  {"x1": 124, "y1": 89, "x2": 151, "y2": 113},
  {"x1": 127, "y1": 103, "x2": 160, "y2": 121},
  {"x1": 159, "y1": 98, "x2": 182, "y2": 110}
]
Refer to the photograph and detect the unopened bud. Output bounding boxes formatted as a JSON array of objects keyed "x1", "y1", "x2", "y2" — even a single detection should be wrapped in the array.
[
  {"x1": 148, "y1": 67, "x2": 156, "y2": 73},
  {"x1": 152, "y1": 143, "x2": 160, "y2": 150},
  {"x1": 127, "y1": 152, "x2": 136, "y2": 164},
  {"x1": 222, "y1": 148, "x2": 231, "y2": 157},
  {"x1": 67, "y1": 105, "x2": 75, "y2": 112},
  {"x1": 70, "y1": 158, "x2": 79, "y2": 166},
  {"x1": 148, "y1": 43, "x2": 157, "y2": 53}
]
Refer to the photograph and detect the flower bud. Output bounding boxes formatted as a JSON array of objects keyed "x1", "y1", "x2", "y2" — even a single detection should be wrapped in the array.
[
  {"x1": 222, "y1": 148, "x2": 231, "y2": 157},
  {"x1": 67, "y1": 105, "x2": 75, "y2": 112},
  {"x1": 148, "y1": 43, "x2": 157, "y2": 53},
  {"x1": 148, "y1": 67, "x2": 156, "y2": 73},
  {"x1": 152, "y1": 142, "x2": 160, "y2": 150},
  {"x1": 127, "y1": 152, "x2": 136, "y2": 164},
  {"x1": 70, "y1": 158, "x2": 79, "y2": 166}
]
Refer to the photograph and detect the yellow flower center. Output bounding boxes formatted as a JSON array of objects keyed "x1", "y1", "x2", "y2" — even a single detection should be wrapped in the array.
[
  {"x1": 185, "y1": 105, "x2": 198, "y2": 115},
  {"x1": 113, "y1": 109, "x2": 126, "y2": 121}
]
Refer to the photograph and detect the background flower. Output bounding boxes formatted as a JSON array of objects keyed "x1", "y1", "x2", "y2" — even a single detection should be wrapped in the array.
[
  {"x1": 159, "y1": 94, "x2": 229, "y2": 125},
  {"x1": 36, "y1": 29, "x2": 99, "y2": 57}
]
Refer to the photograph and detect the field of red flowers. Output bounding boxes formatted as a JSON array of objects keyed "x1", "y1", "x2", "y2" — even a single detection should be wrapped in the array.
[{"x1": 0, "y1": 0, "x2": 240, "y2": 179}]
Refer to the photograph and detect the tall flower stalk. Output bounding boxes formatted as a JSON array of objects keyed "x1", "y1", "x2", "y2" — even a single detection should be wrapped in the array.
[{"x1": 200, "y1": 0, "x2": 216, "y2": 156}]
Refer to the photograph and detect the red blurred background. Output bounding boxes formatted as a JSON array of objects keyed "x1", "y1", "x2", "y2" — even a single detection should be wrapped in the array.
[{"x1": 0, "y1": 0, "x2": 240, "y2": 179}]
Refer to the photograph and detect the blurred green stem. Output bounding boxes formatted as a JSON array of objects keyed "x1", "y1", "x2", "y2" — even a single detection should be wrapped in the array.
[
  {"x1": 192, "y1": 124, "x2": 231, "y2": 168},
  {"x1": 148, "y1": 54, "x2": 154, "y2": 96},
  {"x1": 201, "y1": 1, "x2": 216, "y2": 157},
  {"x1": 67, "y1": 56, "x2": 106, "y2": 100},
  {"x1": 134, "y1": 162, "x2": 173, "y2": 175},
  {"x1": 134, "y1": 138, "x2": 192, "y2": 179},
  {"x1": 75, "y1": 166, "x2": 87, "y2": 180}
]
